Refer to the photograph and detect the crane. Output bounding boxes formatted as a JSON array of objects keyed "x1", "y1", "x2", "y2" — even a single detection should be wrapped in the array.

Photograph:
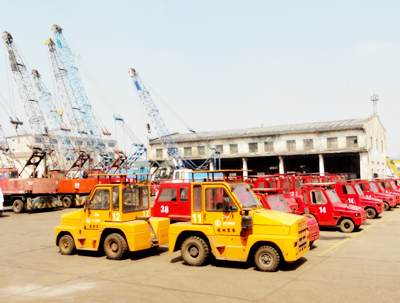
[
  {"x1": 31, "y1": 69, "x2": 77, "y2": 169},
  {"x1": 2, "y1": 31, "x2": 58, "y2": 177},
  {"x1": 129, "y1": 68, "x2": 196, "y2": 170},
  {"x1": 50, "y1": 25, "x2": 109, "y2": 166}
]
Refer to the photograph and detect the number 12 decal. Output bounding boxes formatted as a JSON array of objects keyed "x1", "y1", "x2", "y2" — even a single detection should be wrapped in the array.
[
  {"x1": 112, "y1": 213, "x2": 120, "y2": 221},
  {"x1": 319, "y1": 207, "x2": 326, "y2": 213},
  {"x1": 192, "y1": 214, "x2": 202, "y2": 223},
  {"x1": 143, "y1": 210, "x2": 149, "y2": 217}
]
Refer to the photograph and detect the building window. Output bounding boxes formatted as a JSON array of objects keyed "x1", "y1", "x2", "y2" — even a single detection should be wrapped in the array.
[
  {"x1": 327, "y1": 137, "x2": 338, "y2": 149},
  {"x1": 286, "y1": 140, "x2": 296, "y2": 152},
  {"x1": 66, "y1": 139, "x2": 71, "y2": 145},
  {"x1": 216, "y1": 145, "x2": 223, "y2": 153},
  {"x1": 346, "y1": 136, "x2": 358, "y2": 148},
  {"x1": 264, "y1": 141, "x2": 274, "y2": 152},
  {"x1": 77, "y1": 141, "x2": 83, "y2": 146},
  {"x1": 184, "y1": 147, "x2": 192, "y2": 156},
  {"x1": 230, "y1": 144, "x2": 238, "y2": 154},
  {"x1": 381, "y1": 140, "x2": 384, "y2": 152},
  {"x1": 35, "y1": 137, "x2": 43, "y2": 143},
  {"x1": 371, "y1": 137, "x2": 373, "y2": 149},
  {"x1": 197, "y1": 146, "x2": 205, "y2": 156},
  {"x1": 249, "y1": 143, "x2": 258, "y2": 153},
  {"x1": 303, "y1": 139, "x2": 313, "y2": 151},
  {"x1": 108, "y1": 143, "x2": 115, "y2": 147},
  {"x1": 51, "y1": 139, "x2": 58, "y2": 144},
  {"x1": 376, "y1": 139, "x2": 378, "y2": 150},
  {"x1": 156, "y1": 149, "x2": 163, "y2": 159}
]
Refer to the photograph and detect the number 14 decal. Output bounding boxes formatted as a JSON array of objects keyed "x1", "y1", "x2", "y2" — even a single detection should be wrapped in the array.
[{"x1": 319, "y1": 207, "x2": 326, "y2": 213}]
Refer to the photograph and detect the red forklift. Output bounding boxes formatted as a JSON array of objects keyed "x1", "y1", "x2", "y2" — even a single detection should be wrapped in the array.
[{"x1": 354, "y1": 180, "x2": 397, "y2": 211}]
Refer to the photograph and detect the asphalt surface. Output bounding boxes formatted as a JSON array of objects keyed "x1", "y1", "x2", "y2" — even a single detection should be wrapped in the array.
[{"x1": 0, "y1": 207, "x2": 400, "y2": 302}]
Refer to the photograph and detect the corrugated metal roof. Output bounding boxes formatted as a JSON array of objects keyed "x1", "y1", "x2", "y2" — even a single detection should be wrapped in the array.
[{"x1": 150, "y1": 118, "x2": 367, "y2": 144}]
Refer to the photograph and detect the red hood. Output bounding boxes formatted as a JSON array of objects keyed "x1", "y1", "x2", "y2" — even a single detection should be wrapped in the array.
[
  {"x1": 374, "y1": 193, "x2": 395, "y2": 199},
  {"x1": 333, "y1": 203, "x2": 364, "y2": 212},
  {"x1": 360, "y1": 197, "x2": 382, "y2": 204}
]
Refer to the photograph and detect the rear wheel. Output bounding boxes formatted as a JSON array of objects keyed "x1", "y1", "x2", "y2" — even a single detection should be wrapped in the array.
[
  {"x1": 59, "y1": 235, "x2": 75, "y2": 255},
  {"x1": 104, "y1": 233, "x2": 128, "y2": 260},
  {"x1": 62, "y1": 197, "x2": 73, "y2": 208},
  {"x1": 13, "y1": 199, "x2": 24, "y2": 213},
  {"x1": 310, "y1": 241, "x2": 314, "y2": 247},
  {"x1": 306, "y1": 213, "x2": 317, "y2": 222},
  {"x1": 384, "y1": 202, "x2": 390, "y2": 211},
  {"x1": 181, "y1": 236, "x2": 209, "y2": 266},
  {"x1": 365, "y1": 208, "x2": 377, "y2": 219},
  {"x1": 339, "y1": 218, "x2": 355, "y2": 233},
  {"x1": 254, "y1": 245, "x2": 280, "y2": 272}
]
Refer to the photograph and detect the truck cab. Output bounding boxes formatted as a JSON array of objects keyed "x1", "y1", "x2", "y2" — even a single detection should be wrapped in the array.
[
  {"x1": 55, "y1": 173, "x2": 170, "y2": 260},
  {"x1": 332, "y1": 182, "x2": 384, "y2": 219},
  {"x1": 369, "y1": 180, "x2": 398, "y2": 210},
  {"x1": 168, "y1": 170, "x2": 309, "y2": 272},
  {"x1": 376, "y1": 179, "x2": 400, "y2": 205},
  {"x1": 295, "y1": 183, "x2": 366, "y2": 233}
]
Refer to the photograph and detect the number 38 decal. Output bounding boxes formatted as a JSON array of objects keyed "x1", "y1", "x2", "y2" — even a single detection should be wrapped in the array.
[
  {"x1": 161, "y1": 205, "x2": 169, "y2": 213},
  {"x1": 319, "y1": 206, "x2": 326, "y2": 213}
]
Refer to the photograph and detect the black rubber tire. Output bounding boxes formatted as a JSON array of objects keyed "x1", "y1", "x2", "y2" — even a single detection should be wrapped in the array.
[
  {"x1": 384, "y1": 202, "x2": 390, "y2": 211},
  {"x1": 340, "y1": 218, "x2": 355, "y2": 233},
  {"x1": 181, "y1": 236, "x2": 209, "y2": 266},
  {"x1": 104, "y1": 233, "x2": 128, "y2": 260},
  {"x1": 365, "y1": 208, "x2": 377, "y2": 219},
  {"x1": 59, "y1": 235, "x2": 75, "y2": 255},
  {"x1": 310, "y1": 241, "x2": 314, "y2": 247},
  {"x1": 13, "y1": 199, "x2": 24, "y2": 214},
  {"x1": 254, "y1": 245, "x2": 280, "y2": 272},
  {"x1": 62, "y1": 196, "x2": 73, "y2": 208}
]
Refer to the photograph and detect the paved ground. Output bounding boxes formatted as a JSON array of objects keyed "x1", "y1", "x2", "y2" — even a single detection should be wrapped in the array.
[{"x1": 0, "y1": 207, "x2": 400, "y2": 302}]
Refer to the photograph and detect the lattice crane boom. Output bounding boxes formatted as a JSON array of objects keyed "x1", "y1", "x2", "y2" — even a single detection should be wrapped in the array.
[
  {"x1": 129, "y1": 68, "x2": 195, "y2": 169},
  {"x1": 51, "y1": 25, "x2": 106, "y2": 155},
  {"x1": 0, "y1": 124, "x2": 15, "y2": 168},
  {"x1": 31, "y1": 69, "x2": 77, "y2": 168}
]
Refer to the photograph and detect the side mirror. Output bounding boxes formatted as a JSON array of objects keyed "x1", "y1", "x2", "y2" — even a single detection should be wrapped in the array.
[{"x1": 223, "y1": 197, "x2": 230, "y2": 211}]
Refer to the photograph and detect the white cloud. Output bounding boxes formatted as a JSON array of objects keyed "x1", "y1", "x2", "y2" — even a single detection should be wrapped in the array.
[{"x1": 356, "y1": 41, "x2": 393, "y2": 56}]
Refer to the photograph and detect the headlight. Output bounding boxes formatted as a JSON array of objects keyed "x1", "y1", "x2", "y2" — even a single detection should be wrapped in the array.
[{"x1": 354, "y1": 213, "x2": 359, "y2": 217}]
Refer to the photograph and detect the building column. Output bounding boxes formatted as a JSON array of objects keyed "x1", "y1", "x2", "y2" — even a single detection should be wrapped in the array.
[
  {"x1": 210, "y1": 160, "x2": 215, "y2": 171},
  {"x1": 359, "y1": 152, "x2": 364, "y2": 179},
  {"x1": 319, "y1": 154, "x2": 325, "y2": 175},
  {"x1": 242, "y1": 157, "x2": 248, "y2": 180},
  {"x1": 279, "y1": 156, "x2": 284, "y2": 174}
]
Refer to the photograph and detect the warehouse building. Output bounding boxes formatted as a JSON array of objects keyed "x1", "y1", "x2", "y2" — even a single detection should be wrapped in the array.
[{"x1": 148, "y1": 115, "x2": 386, "y2": 179}]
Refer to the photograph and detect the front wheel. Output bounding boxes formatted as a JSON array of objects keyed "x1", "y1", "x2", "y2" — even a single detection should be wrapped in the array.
[
  {"x1": 13, "y1": 199, "x2": 24, "y2": 213},
  {"x1": 339, "y1": 218, "x2": 355, "y2": 233},
  {"x1": 59, "y1": 235, "x2": 75, "y2": 255},
  {"x1": 365, "y1": 208, "x2": 377, "y2": 219},
  {"x1": 62, "y1": 196, "x2": 73, "y2": 208},
  {"x1": 181, "y1": 236, "x2": 209, "y2": 266},
  {"x1": 384, "y1": 202, "x2": 390, "y2": 211},
  {"x1": 104, "y1": 233, "x2": 128, "y2": 260},
  {"x1": 254, "y1": 245, "x2": 280, "y2": 272}
]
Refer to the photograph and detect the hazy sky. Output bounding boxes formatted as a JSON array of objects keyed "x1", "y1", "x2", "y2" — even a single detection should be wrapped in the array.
[{"x1": 1, "y1": 1, "x2": 400, "y2": 157}]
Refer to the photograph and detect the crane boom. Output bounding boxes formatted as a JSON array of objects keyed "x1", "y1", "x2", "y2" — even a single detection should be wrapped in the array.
[
  {"x1": 45, "y1": 38, "x2": 91, "y2": 142},
  {"x1": 51, "y1": 25, "x2": 106, "y2": 156},
  {"x1": 31, "y1": 69, "x2": 77, "y2": 169},
  {"x1": 2, "y1": 31, "x2": 59, "y2": 176},
  {"x1": 129, "y1": 68, "x2": 195, "y2": 169},
  {"x1": 3, "y1": 32, "x2": 48, "y2": 139}
]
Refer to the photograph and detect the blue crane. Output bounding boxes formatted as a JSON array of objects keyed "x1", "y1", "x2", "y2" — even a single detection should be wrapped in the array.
[
  {"x1": 129, "y1": 68, "x2": 196, "y2": 170},
  {"x1": 50, "y1": 25, "x2": 109, "y2": 167},
  {"x1": 31, "y1": 70, "x2": 77, "y2": 169}
]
